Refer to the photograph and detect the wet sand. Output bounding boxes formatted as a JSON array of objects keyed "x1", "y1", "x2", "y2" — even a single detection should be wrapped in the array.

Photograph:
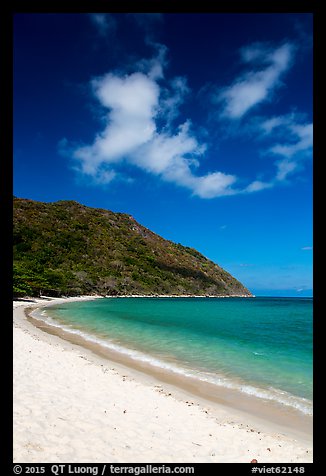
[{"x1": 13, "y1": 296, "x2": 313, "y2": 463}]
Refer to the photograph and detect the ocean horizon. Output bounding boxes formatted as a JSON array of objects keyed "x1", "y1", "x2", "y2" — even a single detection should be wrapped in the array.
[{"x1": 33, "y1": 296, "x2": 313, "y2": 416}]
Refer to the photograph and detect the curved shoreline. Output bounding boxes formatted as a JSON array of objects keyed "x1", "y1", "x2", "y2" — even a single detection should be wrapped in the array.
[
  {"x1": 27, "y1": 298, "x2": 312, "y2": 432},
  {"x1": 30, "y1": 298, "x2": 312, "y2": 418},
  {"x1": 13, "y1": 296, "x2": 313, "y2": 463}
]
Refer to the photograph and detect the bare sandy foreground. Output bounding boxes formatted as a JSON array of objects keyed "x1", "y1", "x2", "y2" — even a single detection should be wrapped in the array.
[{"x1": 13, "y1": 296, "x2": 313, "y2": 463}]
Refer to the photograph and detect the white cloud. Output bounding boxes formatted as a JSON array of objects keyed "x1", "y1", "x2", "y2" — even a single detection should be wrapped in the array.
[
  {"x1": 132, "y1": 122, "x2": 202, "y2": 175},
  {"x1": 69, "y1": 56, "x2": 238, "y2": 199},
  {"x1": 301, "y1": 246, "x2": 313, "y2": 251},
  {"x1": 190, "y1": 171, "x2": 237, "y2": 198},
  {"x1": 217, "y1": 43, "x2": 294, "y2": 119},
  {"x1": 92, "y1": 72, "x2": 159, "y2": 117},
  {"x1": 73, "y1": 72, "x2": 159, "y2": 173}
]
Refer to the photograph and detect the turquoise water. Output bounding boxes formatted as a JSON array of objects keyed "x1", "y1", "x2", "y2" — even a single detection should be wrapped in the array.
[{"x1": 40, "y1": 297, "x2": 313, "y2": 414}]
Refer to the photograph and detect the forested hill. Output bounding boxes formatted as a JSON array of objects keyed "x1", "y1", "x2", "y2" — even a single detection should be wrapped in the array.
[{"x1": 13, "y1": 197, "x2": 252, "y2": 298}]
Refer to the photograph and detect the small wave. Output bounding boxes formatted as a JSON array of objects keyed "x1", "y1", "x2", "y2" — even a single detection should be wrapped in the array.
[{"x1": 30, "y1": 308, "x2": 313, "y2": 416}]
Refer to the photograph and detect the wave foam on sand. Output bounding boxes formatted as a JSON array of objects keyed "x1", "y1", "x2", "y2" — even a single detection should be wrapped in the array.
[{"x1": 13, "y1": 296, "x2": 313, "y2": 463}]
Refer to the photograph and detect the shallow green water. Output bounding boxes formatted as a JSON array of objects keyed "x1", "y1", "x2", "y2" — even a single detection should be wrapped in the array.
[{"x1": 43, "y1": 297, "x2": 313, "y2": 414}]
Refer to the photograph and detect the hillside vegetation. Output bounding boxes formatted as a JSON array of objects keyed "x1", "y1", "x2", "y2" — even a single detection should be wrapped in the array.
[{"x1": 13, "y1": 197, "x2": 252, "y2": 298}]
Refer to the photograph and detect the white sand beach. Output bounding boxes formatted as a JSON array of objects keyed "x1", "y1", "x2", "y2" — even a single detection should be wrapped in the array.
[{"x1": 13, "y1": 297, "x2": 313, "y2": 463}]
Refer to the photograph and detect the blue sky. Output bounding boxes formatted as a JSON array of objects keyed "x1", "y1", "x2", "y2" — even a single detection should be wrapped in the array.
[{"x1": 13, "y1": 13, "x2": 313, "y2": 297}]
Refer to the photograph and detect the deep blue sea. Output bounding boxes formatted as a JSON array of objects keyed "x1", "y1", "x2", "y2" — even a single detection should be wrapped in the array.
[{"x1": 39, "y1": 297, "x2": 313, "y2": 415}]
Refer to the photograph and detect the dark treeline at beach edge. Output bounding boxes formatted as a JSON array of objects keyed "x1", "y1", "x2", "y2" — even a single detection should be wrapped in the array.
[{"x1": 13, "y1": 197, "x2": 252, "y2": 299}]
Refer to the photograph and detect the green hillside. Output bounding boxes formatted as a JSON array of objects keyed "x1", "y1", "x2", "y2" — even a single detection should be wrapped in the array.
[{"x1": 13, "y1": 197, "x2": 252, "y2": 298}]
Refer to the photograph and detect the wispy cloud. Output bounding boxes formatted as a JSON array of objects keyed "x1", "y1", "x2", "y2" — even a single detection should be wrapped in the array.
[
  {"x1": 62, "y1": 37, "x2": 310, "y2": 199},
  {"x1": 135, "y1": 43, "x2": 168, "y2": 81},
  {"x1": 244, "y1": 180, "x2": 273, "y2": 193},
  {"x1": 261, "y1": 114, "x2": 313, "y2": 182},
  {"x1": 205, "y1": 41, "x2": 311, "y2": 190},
  {"x1": 268, "y1": 123, "x2": 313, "y2": 158},
  {"x1": 216, "y1": 42, "x2": 295, "y2": 119},
  {"x1": 301, "y1": 246, "x2": 313, "y2": 251},
  {"x1": 89, "y1": 13, "x2": 117, "y2": 37},
  {"x1": 159, "y1": 76, "x2": 190, "y2": 125}
]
